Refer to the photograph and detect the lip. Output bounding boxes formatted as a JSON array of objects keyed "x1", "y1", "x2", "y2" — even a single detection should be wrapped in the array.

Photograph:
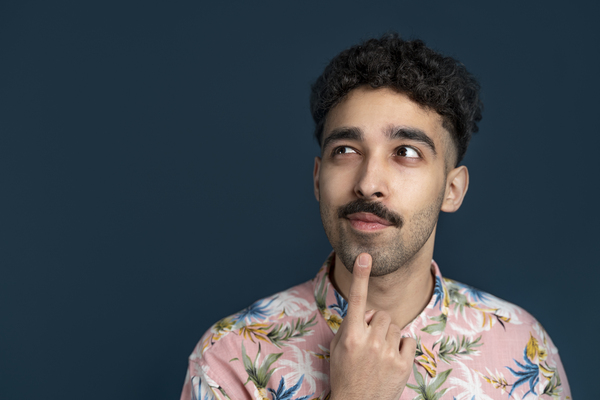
[{"x1": 346, "y1": 212, "x2": 393, "y2": 231}]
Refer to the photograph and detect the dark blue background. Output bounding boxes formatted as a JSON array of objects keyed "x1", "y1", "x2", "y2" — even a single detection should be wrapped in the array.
[{"x1": 1, "y1": 1, "x2": 596, "y2": 398}]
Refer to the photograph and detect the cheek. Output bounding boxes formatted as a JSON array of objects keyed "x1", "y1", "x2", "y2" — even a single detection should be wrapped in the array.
[
  {"x1": 319, "y1": 168, "x2": 354, "y2": 203},
  {"x1": 390, "y1": 172, "x2": 445, "y2": 210}
]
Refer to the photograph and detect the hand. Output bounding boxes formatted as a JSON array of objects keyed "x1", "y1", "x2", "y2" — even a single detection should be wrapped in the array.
[{"x1": 329, "y1": 253, "x2": 417, "y2": 400}]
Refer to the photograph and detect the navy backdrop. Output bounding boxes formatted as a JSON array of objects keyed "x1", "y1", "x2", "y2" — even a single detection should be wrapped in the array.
[{"x1": 1, "y1": 1, "x2": 597, "y2": 398}]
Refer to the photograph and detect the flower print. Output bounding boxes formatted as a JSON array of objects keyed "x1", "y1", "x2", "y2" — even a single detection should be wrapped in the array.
[
  {"x1": 268, "y1": 375, "x2": 311, "y2": 400},
  {"x1": 279, "y1": 345, "x2": 328, "y2": 393},
  {"x1": 506, "y1": 347, "x2": 540, "y2": 398},
  {"x1": 201, "y1": 317, "x2": 237, "y2": 353},
  {"x1": 526, "y1": 333, "x2": 548, "y2": 363},
  {"x1": 447, "y1": 361, "x2": 493, "y2": 400}
]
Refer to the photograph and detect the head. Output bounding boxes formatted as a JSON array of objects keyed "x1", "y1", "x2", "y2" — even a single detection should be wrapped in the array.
[
  {"x1": 311, "y1": 33, "x2": 482, "y2": 167},
  {"x1": 311, "y1": 34, "x2": 482, "y2": 276}
]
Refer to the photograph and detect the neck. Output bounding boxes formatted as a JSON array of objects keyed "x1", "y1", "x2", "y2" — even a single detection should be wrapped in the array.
[{"x1": 330, "y1": 243, "x2": 435, "y2": 330}]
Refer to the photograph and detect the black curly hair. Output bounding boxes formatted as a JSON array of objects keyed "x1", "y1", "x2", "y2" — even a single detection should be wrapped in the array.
[{"x1": 310, "y1": 34, "x2": 483, "y2": 166}]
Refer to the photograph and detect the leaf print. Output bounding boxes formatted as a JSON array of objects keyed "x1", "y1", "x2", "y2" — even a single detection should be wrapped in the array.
[
  {"x1": 435, "y1": 335, "x2": 482, "y2": 364},
  {"x1": 267, "y1": 315, "x2": 317, "y2": 348},
  {"x1": 406, "y1": 363, "x2": 452, "y2": 400},
  {"x1": 447, "y1": 361, "x2": 493, "y2": 400},
  {"x1": 239, "y1": 323, "x2": 272, "y2": 344},
  {"x1": 310, "y1": 345, "x2": 330, "y2": 361},
  {"x1": 239, "y1": 342, "x2": 283, "y2": 398},
  {"x1": 432, "y1": 276, "x2": 445, "y2": 310},
  {"x1": 541, "y1": 369, "x2": 562, "y2": 397},
  {"x1": 279, "y1": 345, "x2": 328, "y2": 393},
  {"x1": 421, "y1": 314, "x2": 447, "y2": 335},
  {"x1": 269, "y1": 290, "x2": 316, "y2": 319},
  {"x1": 506, "y1": 348, "x2": 540, "y2": 398},
  {"x1": 268, "y1": 375, "x2": 311, "y2": 400},
  {"x1": 328, "y1": 291, "x2": 347, "y2": 318},
  {"x1": 415, "y1": 338, "x2": 438, "y2": 377},
  {"x1": 477, "y1": 368, "x2": 510, "y2": 395},
  {"x1": 237, "y1": 297, "x2": 277, "y2": 324},
  {"x1": 314, "y1": 274, "x2": 328, "y2": 312}
]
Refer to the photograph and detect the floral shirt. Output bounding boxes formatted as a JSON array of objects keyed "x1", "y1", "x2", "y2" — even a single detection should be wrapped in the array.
[{"x1": 180, "y1": 254, "x2": 571, "y2": 400}]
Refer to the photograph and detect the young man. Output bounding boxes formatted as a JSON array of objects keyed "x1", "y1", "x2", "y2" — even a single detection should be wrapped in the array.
[{"x1": 180, "y1": 34, "x2": 571, "y2": 400}]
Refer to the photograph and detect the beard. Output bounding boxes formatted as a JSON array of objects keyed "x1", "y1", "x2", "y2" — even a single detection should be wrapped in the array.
[{"x1": 320, "y1": 191, "x2": 444, "y2": 277}]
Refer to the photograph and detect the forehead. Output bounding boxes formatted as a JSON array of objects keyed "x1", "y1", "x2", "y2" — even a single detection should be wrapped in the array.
[{"x1": 323, "y1": 86, "x2": 451, "y2": 150}]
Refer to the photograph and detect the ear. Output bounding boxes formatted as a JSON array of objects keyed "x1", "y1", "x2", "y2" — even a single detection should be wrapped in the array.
[
  {"x1": 313, "y1": 156, "x2": 321, "y2": 201},
  {"x1": 441, "y1": 165, "x2": 469, "y2": 213}
]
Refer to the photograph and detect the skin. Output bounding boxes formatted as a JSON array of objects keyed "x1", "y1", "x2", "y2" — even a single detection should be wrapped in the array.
[{"x1": 312, "y1": 86, "x2": 469, "y2": 399}]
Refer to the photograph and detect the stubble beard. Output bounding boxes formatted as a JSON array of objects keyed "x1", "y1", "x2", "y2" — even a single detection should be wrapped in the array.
[{"x1": 320, "y1": 190, "x2": 445, "y2": 277}]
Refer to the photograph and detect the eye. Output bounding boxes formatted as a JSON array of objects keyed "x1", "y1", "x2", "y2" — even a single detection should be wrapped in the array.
[
  {"x1": 332, "y1": 146, "x2": 358, "y2": 156},
  {"x1": 396, "y1": 146, "x2": 420, "y2": 158}
]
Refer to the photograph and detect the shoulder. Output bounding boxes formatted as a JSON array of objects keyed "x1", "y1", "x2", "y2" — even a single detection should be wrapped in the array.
[
  {"x1": 190, "y1": 279, "x2": 318, "y2": 364},
  {"x1": 438, "y1": 278, "x2": 571, "y2": 399},
  {"x1": 443, "y1": 277, "x2": 540, "y2": 328},
  {"x1": 185, "y1": 280, "x2": 329, "y2": 399},
  {"x1": 441, "y1": 276, "x2": 562, "y2": 366}
]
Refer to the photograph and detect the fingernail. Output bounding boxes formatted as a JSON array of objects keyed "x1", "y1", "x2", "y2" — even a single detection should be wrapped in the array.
[{"x1": 358, "y1": 254, "x2": 369, "y2": 267}]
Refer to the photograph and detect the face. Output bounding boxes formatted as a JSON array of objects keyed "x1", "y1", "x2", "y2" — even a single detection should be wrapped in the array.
[{"x1": 314, "y1": 86, "x2": 465, "y2": 276}]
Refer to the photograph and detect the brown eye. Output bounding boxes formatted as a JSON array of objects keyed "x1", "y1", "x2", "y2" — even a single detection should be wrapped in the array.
[
  {"x1": 333, "y1": 146, "x2": 357, "y2": 155},
  {"x1": 396, "y1": 146, "x2": 419, "y2": 158}
]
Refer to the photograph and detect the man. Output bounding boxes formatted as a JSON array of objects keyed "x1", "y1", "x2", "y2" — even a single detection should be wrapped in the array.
[{"x1": 180, "y1": 34, "x2": 571, "y2": 400}]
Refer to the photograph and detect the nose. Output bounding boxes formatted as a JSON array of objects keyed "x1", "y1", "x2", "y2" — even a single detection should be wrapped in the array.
[{"x1": 353, "y1": 156, "x2": 389, "y2": 200}]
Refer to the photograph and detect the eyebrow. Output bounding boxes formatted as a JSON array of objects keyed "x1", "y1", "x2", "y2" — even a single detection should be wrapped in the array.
[
  {"x1": 322, "y1": 125, "x2": 437, "y2": 156},
  {"x1": 387, "y1": 126, "x2": 437, "y2": 156},
  {"x1": 321, "y1": 127, "x2": 364, "y2": 151}
]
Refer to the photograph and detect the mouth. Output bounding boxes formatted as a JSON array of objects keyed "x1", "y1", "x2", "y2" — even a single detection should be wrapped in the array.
[{"x1": 346, "y1": 212, "x2": 394, "y2": 232}]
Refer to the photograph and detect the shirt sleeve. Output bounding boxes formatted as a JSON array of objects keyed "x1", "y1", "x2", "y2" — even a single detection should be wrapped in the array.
[
  {"x1": 543, "y1": 329, "x2": 571, "y2": 399},
  {"x1": 179, "y1": 358, "x2": 226, "y2": 400},
  {"x1": 180, "y1": 334, "x2": 255, "y2": 400}
]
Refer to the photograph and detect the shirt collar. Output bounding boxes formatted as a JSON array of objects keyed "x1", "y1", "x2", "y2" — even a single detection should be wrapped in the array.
[{"x1": 311, "y1": 252, "x2": 450, "y2": 339}]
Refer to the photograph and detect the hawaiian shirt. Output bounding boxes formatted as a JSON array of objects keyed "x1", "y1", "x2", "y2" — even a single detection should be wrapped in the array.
[{"x1": 180, "y1": 254, "x2": 571, "y2": 400}]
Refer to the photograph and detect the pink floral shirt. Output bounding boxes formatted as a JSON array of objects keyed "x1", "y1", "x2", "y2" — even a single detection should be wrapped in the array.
[{"x1": 181, "y1": 254, "x2": 571, "y2": 400}]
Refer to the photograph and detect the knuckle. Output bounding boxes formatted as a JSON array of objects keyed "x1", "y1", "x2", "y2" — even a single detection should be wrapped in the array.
[
  {"x1": 389, "y1": 323, "x2": 402, "y2": 336},
  {"x1": 369, "y1": 338, "x2": 382, "y2": 351}
]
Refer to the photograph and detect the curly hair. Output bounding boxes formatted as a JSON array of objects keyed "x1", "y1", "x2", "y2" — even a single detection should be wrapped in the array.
[{"x1": 310, "y1": 34, "x2": 483, "y2": 165}]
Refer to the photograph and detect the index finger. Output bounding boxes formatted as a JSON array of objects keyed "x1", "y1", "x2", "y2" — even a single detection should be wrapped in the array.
[{"x1": 345, "y1": 253, "x2": 371, "y2": 327}]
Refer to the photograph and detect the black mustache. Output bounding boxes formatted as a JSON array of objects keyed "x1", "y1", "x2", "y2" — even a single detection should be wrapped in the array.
[{"x1": 337, "y1": 199, "x2": 403, "y2": 227}]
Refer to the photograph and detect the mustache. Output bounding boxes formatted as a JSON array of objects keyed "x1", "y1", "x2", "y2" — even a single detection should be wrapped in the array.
[{"x1": 337, "y1": 199, "x2": 403, "y2": 227}]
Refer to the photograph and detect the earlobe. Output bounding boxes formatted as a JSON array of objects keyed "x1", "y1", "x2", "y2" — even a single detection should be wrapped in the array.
[
  {"x1": 313, "y1": 157, "x2": 321, "y2": 201},
  {"x1": 441, "y1": 165, "x2": 469, "y2": 213}
]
